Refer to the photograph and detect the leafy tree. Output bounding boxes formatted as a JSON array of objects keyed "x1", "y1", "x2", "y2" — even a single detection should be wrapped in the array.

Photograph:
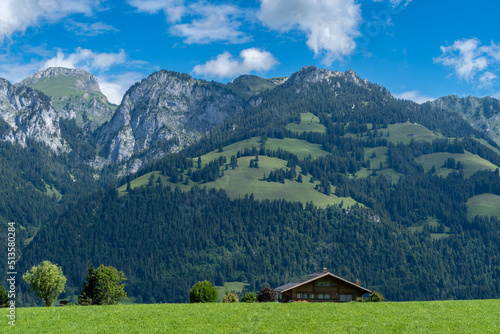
[
  {"x1": 257, "y1": 287, "x2": 277, "y2": 302},
  {"x1": 366, "y1": 291, "x2": 385, "y2": 302},
  {"x1": 0, "y1": 286, "x2": 9, "y2": 307},
  {"x1": 222, "y1": 292, "x2": 239, "y2": 303},
  {"x1": 189, "y1": 281, "x2": 218, "y2": 303},
  {"x1": 78, "y1": 265, "x2": 128, "y2": 305},
  {"x1": 22, "y1": 261, "x2": 67, "y2": 307},
  {"x1": 241, "y1": 292, "x2": 257, "y2": 303}
]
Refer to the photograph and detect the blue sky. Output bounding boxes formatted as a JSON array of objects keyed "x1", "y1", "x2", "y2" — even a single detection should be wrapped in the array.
[{"x1": 0, "y1": 0, "x2": 499, "y2": 104}]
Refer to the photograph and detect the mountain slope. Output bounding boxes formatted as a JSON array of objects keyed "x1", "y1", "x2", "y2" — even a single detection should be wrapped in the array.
[
  {"x1": 17, "y1": 66, "x2": 500, "y2": 305},
  {"x1": 0, "y1": 78, "x2": 67, "y2": 152},
  {"x1": 429, "y1": 95, "x2": 500, "y2": 144},
  {"x1": 18, "y1": 67, "x2": 116, "y2": 132},
  {"x1": 95, "y1": 70, "x2": 244, "y2": 172}
]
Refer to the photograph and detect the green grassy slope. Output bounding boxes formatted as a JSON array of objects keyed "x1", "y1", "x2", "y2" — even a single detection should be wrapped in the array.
[
  {"x1": 226, "y1": 75, "x2": 277, "y2": 99},
  {"x1": 286, "y1": 112, "x2": 327, "y2": 133},
  {"x1": 466, "y1": 193, "x2": 500, "y2": 219},
  {"x1": 415, "y1": 151, "x2": 499, "y2": 178},
  {"x1": 119, "y1": 136, "x2": 359, "y2": 208},
  {"x1": 119, "y1": 156, "x2": 359, "y2": 208},
  {"x1": 4, "y1": 300, "x2": 499, "y2": 333}
]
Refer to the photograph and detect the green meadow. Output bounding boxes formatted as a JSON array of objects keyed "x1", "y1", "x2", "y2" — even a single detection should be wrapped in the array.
[
  {"x1": 466, "y1": 193, "x2": 500, "y2": 219},
  {"x1": 118, "y1": 136, "x2": 359, "y2": 208},
  {"x1": 119, "y1": 156, "x2": 359, "y2": 208},
  {"x1": 286, "y1": 112, "x2": 327, "y2": 133},
  {"x1": 415, "y1": 151, "x2": 499, "y2": 178},
  {"x1": 3, "y1": 300, "x2": 499, "y2": 333}
]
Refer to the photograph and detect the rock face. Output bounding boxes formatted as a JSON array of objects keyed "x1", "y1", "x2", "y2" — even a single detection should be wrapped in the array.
[
  {"x1": 0, "y1": 78, "x2": 66, "y2": 152},
  {"x1": 18, "y1": 67, "x2": 116, "y2": 132},
  {"x1": 96, "y1": 70, "x2": 243, "y2": 168},
  {"x1": 430, "y1": 95, "x2": 500, "y2": 144},
  {"x1": 284, "y1": 66, "x2": 369, "y2": 87}
]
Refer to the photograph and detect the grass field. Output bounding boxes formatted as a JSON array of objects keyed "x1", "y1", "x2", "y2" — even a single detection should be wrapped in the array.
[
  {"x1": 199, "y1": 137, "x2": 328, "y2": 165},
  {"x1": 384, "y1": 123, "x2": 441, "y2": 144},
  {"x1": 286, "y1": 112, "x2": 327, "y2": 133},
  {"x1": 415, "y1": 150, "x2": 499, "y2": 178},
  {"x1": 119, "y1": 156, "x2": 360, "y2": 208},
  {"x1": 466, "y1": 193, "x2": 500, "y2": 219},
  {"x1": 345, "y1": 123, "x2": 441, "y2": 145},
  {"x1": 3, "y1": 300, "x2": 499, "y2": 333},
  {"x1": 117, "y1": 137, "x2": 357, "y2": 208}
]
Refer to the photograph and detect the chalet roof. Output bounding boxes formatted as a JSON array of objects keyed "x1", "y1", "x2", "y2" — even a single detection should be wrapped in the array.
[{"x1": 274, "y1": 272, "x2": 372, "y2": 294}]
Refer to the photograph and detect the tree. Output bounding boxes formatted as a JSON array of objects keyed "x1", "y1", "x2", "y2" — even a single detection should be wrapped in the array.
[
  {"x1": 366, "y1": 291, "x2": 385, "y2": 302},
  {"x1": 257, "y1": 287, "x2": 277, "y2": 302},
  {"x1": 222, "y1": 292, "x2": 239, "y2": 303},
  {"x1": 241, "y1": 292, "x2": 257, "y2": 303},
  {"x1": 0, "y1": 286, "x2": 9, "y2": 307},
  {"x1": 79, "y1": 265, "x2": 128, "y2": 305},
  {"x1": 189, "y1": 281, "x2": 218, "y2": 303},
  {"x1": 22, "y1": 261, "x2": 67, "y2": 307}
]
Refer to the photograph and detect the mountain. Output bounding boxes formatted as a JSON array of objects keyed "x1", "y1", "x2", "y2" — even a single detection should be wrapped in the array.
[
  {"x1": 0, "y1": 78, "x2": 67, "y2": 152},
  {"x1": 429, "y1": 95, "x2": 500, "y2": 144},
  {"x1": 16, "y1": 66, "x2": 500, "y2": 305},
  {"x1": 226, "y1": 75, "x2": 278, "y2": 99},
  {"x1": 18, "y1": 67, "x2": 116, "y2": 132},
  {"x1": 95, "y1": 70, "x2": 244, "y2": 172}
]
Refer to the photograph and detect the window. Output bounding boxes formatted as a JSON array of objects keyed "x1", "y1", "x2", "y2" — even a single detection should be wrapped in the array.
[
  {"x1": 318, "y1": 294, "x2": 324, "y2": 299},
  {"x1": 303, "y1": 294, "x2": 308, "y2": 299},
  {"x1": 309, "y1": 294, "x2": 315, "y2": 299},
  {"x1": 324, "y1": 294, "x2": 330, "y2": 299},
  {"x1": 326, "y1": 282, "x2": 331, "y2": 287},
  {"x1": 297, "y1": 293, "x2": 302, "y2": 299},
  {"x1": 340, "y1": 294, "x2": 353, "y2": 302}
]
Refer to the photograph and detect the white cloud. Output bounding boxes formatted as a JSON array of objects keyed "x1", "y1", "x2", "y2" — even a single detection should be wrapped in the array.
[
  {"x1": 479, "y1": 72, "x2": 498, "y2": 89},
  {"x1": 98, "y1": 72, "x2": 144, "y2": 104},
  {"x1": 66, "y1": 21, "x2": 118, "y2": 36},
  {"x1": 43, "y1": 48, "x2": 127, "y2": 71},
  {"x1": 393, "y1": 90, "x2": 435, "y2": 104},
  {"x1": 390, "y1": 0, "x2": 412, "y2": 7},
  {"x1": 127, "y1": 0, "x2": 185, "y2": 23},
  {"x1": 129, "y1": 0, "x2": 250, "y2": 44},
  {"x1": 257, "y1": 0, "x2": 361, "y2": 65},
  {"x1": 193, "y1": 48, "x2": 278, "y2": 79},
  {"x1": 434, "y1": 38, "x2": 489, "y2": 82},
  {"x1": 0, "y1": 0, "x2": 98, "y2": 39},
  {"x1": 170, "y1": 3, "x2": 250, "y2": 44}
]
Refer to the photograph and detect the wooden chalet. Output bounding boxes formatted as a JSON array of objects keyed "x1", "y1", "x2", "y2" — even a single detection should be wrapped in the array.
[{"x1": 275, "y1": 268, "x2": 372, "y2": 303}]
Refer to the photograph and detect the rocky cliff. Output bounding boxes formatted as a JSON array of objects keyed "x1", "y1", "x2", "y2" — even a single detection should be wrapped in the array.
[
  {"x1": 0, "y1": 78, "x2": 67, "y2": 152},
  {"x1": 95, "y1": 70, "x2": 243, "y2": 171}
]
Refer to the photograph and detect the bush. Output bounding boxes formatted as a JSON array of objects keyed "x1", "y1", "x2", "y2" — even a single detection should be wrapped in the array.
[
  {"x1": 222, "y1": 292, "x2": 239, "y2": 303},
  {"x1": 366, "y1": 291, "x2": 385, "y2": 302},
  {"x1": 241, "y1": 292, "x2": 257, "y2": 303},
  {"x1": 189, "y1": 281, "x2": 218, "y2": 303},
  {"x1": 257, "y1": 287, "x2": 277, "y2": 302}
]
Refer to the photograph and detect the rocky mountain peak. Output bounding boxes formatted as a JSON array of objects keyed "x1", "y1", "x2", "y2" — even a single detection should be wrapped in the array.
[
  {"x1": 17, "y1": 67, "x2": 116, "y2": 132},
  {"x1": 96, "y1": 69, "x2": 243, "y2": 172},
  {"x1": 19, "y1": 67, "x2": 102, "y2": 94},
  {"x1": 284, "y1": 66, "x2": 367, "y2": 87}
]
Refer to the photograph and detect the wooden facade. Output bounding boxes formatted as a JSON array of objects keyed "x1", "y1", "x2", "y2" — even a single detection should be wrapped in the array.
[{"x1": 275, "y1": 269, "x2": 372, "y2": 303}]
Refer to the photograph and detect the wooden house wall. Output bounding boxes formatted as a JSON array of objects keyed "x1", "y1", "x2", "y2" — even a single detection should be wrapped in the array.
[{"x1": 279, "y1": 276, "x2": 367, "y2": 303}]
